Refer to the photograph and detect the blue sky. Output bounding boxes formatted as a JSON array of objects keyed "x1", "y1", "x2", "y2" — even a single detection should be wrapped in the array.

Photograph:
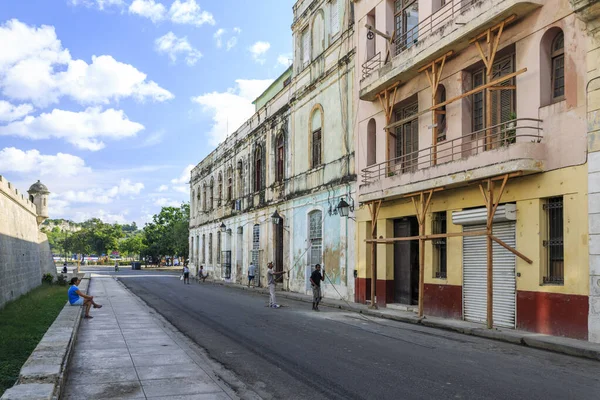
[{"x1": 0, "y1": 0, "x2": 294, "y2": 225}]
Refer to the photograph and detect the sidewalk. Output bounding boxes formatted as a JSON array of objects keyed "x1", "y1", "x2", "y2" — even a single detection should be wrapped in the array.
[
  {"x1": 62, "y1": 275, "x2": 249, "y2": 400},
  {"x1": 215, "y1": 279, "x2": 600, "y2": 362}
]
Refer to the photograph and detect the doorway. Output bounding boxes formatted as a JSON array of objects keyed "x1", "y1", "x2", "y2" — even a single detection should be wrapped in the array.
[
  {"x1": 393, "y1": 217, "x2": 419, "y2": 304},
  {"x1": 274, "y1": 218, "x2": 284, "y2": 281}
]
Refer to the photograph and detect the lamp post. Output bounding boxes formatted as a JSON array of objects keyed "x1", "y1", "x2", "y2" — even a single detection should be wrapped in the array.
[
  {"x1": 271, "y1": 210, "x2": 282, "y2": 225},
  {"x1": 220, "y1": 222, "x2": 226, "y2": 233}
]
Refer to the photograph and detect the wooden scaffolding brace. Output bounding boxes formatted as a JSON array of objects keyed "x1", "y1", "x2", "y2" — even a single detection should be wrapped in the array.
[
  {"x1": 365, "y1": 173, "x2": 533, "y2": 328},
  {"x1": 376, "y1": 83, "x2": 399, "y2": 175},
  {"x1": 364, "y1": 15, "x2": 530, "y2": 328}
]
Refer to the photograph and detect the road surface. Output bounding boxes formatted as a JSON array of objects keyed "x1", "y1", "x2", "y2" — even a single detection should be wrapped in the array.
[{"x1": 93, "y1": 267, "x2": 600, "y2": 400}]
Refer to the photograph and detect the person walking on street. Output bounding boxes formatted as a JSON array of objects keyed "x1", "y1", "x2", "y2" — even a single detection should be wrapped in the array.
[
  {"x1": 310, "y1": 264, "x2": 325, "y2": 311},
  {"x1": 248, "y1": 262, "x2": 257, "y2": 287},
  {"x1": 182, "y1": 263, "x2": 190, "y2": 284},
  {"x1": 267, "y1": 262, "x2": 287, "y2": 308}
]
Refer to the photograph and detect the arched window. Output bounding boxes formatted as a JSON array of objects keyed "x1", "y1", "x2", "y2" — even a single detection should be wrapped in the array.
[
  {"x1": 310, "y1": 105, "x2": 323, "y2": 168},
  {"x1": 208, "y1": 233, "x2": 213, "y2": 264},
  {"x1": 541, "y1": 28, "x2": 565, "y2": 106},
  {"x1": 551, "y1": 31, "x2": 565, "y2": 101},
  {"x1": 227, "y1": 167, "x2": 233, "y2": 201},
  {"x1": 191, "y1": 189, "x2": 195, "y2": 214},
  {"x1": 312, "y1": 11, "x2": 325, "y2": 58},
  {"x1": 217, "y1": 173, "x2": 223, "y2": 207},
  {"x1": 202, "y1": 183, "x2": 207, "y2": 211},
  {"x1": 276, "y1": 135, "x2": 285, "y2": 183},
  {"x1": 236, "y1": 160, "x2": 243, "y2": 198},
  {"x1": 367, "y1": 119, "x2": 377, "y2": 166},
  {"x1": 217, "y1": 231, "x2": 221, "y2": 264},
  {"x1": 308, "y1": 210, "x2": 323, "y2": 271},
  {"x1": 254, "y1": 146, "x2": 263, "y2": 192},
  {"x1": 196, "y1": 190, "x2": 201, "y2": 214},
  {"x1": 43, "y1": 198, "x2": 46, "y2": 206},
  {"x1": 436, "y1": 85, "x2": 447, "y2": 142},
  {"x1": 209, "y1": 179, "x2": 214, "y2": 210}
]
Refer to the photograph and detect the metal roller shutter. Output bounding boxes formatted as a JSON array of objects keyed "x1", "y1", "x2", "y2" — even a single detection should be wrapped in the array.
[{"x1": 463, "y1": 222, "x2": 516, "y2": 328}]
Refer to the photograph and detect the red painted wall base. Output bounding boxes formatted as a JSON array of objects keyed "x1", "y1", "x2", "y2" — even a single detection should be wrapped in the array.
[
  {"x1": 517, "y1": 290, "x2": 588, "y2": 340},
  {"x1": 423, "y1": 284, "x2": 462, "y2": 319}
]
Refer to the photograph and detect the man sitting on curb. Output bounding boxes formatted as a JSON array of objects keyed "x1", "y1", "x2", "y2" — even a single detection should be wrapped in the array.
[
  {"x1": 68, "y1": 277, "x2": 102, "y2": 318},
  {"x1": 198, "y1": 265, "x2": 208, "y2": 283}
]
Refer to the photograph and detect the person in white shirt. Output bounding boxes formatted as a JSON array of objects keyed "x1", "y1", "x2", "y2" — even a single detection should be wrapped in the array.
[
  {"x1": 267, "y1": 262, "x2": 287, "y2": 308},
  {"x1": 248, "y1": 262, "x2": 257, "y2": 287},
  {"x1": 182, "y1": 263, "x2": 190, "y2": 284}
]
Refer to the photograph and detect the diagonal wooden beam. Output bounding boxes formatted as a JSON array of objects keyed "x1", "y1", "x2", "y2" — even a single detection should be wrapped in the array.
[
  {"x1": 491, "y1": 235, "x2": 533, "y2": 264},
  {"x1": 491, "y1": 174, "x2": 509, "y2": 218},
  {"x1": 479, "y1": 183, "x2": 489, "y2": 208}
]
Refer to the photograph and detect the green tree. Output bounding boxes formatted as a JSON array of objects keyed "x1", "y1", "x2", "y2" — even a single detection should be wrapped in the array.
[
  {"x1": 120, "y1": 233, "x2": 146, "y2": 260},
  {"x1": 143, "y1": 204, "x2": 189, "y2": 262}
]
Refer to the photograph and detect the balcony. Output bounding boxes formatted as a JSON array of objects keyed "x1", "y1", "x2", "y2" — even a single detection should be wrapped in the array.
[
  {"x1": 360, "y1": 0, "x2": 543, "y2": 100},
  {"x1": 359, "y1": 118, "x2": 545, "y2": 203}
]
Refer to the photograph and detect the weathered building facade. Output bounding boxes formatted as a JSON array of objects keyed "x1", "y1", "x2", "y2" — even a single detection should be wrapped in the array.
[
  {"x1": 354, "y1": 0, "x2": 599, "y2": 340},
  {"x1": 189, "y1": 0, "x2": 357, "y2": 300}
]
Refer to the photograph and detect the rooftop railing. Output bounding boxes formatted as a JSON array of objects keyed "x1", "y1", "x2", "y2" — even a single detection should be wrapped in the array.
[{"x1": 361, "y1": 118, "x2": 543, "y2": 185}]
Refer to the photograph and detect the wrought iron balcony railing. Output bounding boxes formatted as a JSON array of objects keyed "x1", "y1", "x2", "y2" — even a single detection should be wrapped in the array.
[
  {"x1": 362, "y1": 52, "x2": 382, "y2": 80},
  {"x1": 361, "y1": 118, "x2": 543, "y2": 185}
]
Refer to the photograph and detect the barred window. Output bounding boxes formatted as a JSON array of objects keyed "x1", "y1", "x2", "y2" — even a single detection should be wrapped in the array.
[
  {"x1": 543, "y1": 197, "x2": 564, "y2": 285},
  {"x1": 308, "y1": 210, "x2": 323, "y2": 270},
  {"x1": 432, "y1": 211, "x2": 447, "y2": 279},
  {"x1": 252, "y1": 224, "x2": 260, "y2": 267}
]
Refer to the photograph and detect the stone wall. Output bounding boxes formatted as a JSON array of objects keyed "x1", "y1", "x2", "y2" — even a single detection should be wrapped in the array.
[{"x1": 0, "y1": 176, "x2": 55, "y2": 309}]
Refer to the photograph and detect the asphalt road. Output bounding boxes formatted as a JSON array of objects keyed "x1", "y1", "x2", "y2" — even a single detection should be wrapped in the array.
[{"x1": 96, "y1": 267, "x2": 600, "y2": 400}]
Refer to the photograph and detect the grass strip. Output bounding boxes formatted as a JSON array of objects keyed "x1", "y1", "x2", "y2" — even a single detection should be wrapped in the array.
[{"x1": 0, "y1": 284, "x2": 67, "y2": 396}]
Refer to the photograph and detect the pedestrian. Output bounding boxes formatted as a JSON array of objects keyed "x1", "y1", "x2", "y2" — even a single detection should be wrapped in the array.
[
  {"x1": 267, "y1": 262, "x2": 287, "y2": 308},
  {"x1": 198, "y1": 265, "x2": 208, "y2": 283},
  {"x1": 62, "y1": 262, "x2": 68, "y2": 274},
  {"x1": 310, "y1": 264, "x2": 325, "y2": 311},
  {"x1": 182, "y1": 263, "x2": 190, "y2": 284},
  {"x1": 247, "y1": 262, "x2": 257, "y2": 287},
  {"x1": 68, "y1": 277, "x2": 102, "y2": 319}
]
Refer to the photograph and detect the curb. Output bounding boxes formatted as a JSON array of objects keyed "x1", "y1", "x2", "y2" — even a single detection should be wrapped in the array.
[
  {"x1": 1, "y1": 273, "x2": 90, "y2": 400},
  {"x1": 214, "y1": 280, "x2": 600, "y2": 362}
]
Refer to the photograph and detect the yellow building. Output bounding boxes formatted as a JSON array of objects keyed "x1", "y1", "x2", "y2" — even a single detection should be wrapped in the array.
[{"x1": 353, "y1": 0, "x2": 597, "y2": 340}]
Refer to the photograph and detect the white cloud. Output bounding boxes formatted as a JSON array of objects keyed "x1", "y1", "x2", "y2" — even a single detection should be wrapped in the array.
[
  {"x1": 0, "y1": 147, "x2": 91, "y2": 177},
  {"x1": 226, "y1": 37, "x2": 238, "y2": 51},
  {"x1": 249, "y1": 41, "x2": 270, "y2": 64},
  {"x1": 139, "y1": 130, "x2": 165, "y2": 147},
  {"x1": 277, "y1": 53, "x2": 292, "y2": 68},
  {"x1": 0, "y1": 107, "x2": 144, "y2": 151},
  {"x1": 128, "y1": 0, "x2": 166, "y2": 23},
  {"x1": 233, "y1": 27, "x2": 241, "y2": 34},
  {"x1": 69, "y1": 0, "x2": 125, "y2": 10},
  {"x1": 191, "y1": 79, "x2": 273, "y2": 145},
  {"x1": 155, "y1": 32, "x2": 202, "y2": 66},
  {"x1": 158, "y1": 185, "x2": 169, "y2": 192},
  {"x1": 172, "y1": 185, "x2": 189, "y2": 194},
  {"x1": 0, "y1": 19, "x2": 173, "y2": 107},
  {"x1": 214, "y1": 28, "x2": 225, "y2": 48},
  {"x1": 171, "y1": 164, "x2": 194, "y2": 185},
  {"x1": 154, "y1": 197, "x2": 182, "y2": 207},
  {"x1": 59, "y1": 179, "x2": 144, "y2": 204},
  {"x1": 0, "y1": 100, "x2": 34, "y2": 122},
  {"x1": 169, "y1": 0, "x2": 215, "y2": 26},
  {"x1": 71, "y1": 209, "x2": 130, "y2": 224}
]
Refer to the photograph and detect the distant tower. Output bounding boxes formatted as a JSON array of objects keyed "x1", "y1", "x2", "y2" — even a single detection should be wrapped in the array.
[{"x1": 28, "y1": 180, "x2": 50, "y2": 225}]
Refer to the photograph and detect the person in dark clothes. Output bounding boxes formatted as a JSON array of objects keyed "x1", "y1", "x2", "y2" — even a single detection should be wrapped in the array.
[{"x1": 310, "y1": 264, "x2": 325, "y2": 311}]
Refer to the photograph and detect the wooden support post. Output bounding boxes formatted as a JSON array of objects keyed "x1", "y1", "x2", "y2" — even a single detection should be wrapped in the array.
[
  {"x1": 368, "y1": 200, "x2": 382, "y2": 309},
  {"x1": 410, "y1": 190, "x2": 433, "y2": 318},
  {"x1": 486, "y1": 178, "x2": 494, "y2": 329}
]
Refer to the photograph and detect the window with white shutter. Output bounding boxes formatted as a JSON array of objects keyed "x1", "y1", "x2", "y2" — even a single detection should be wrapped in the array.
[
  {"x1": 330, "y1": 0, "x2": 340, "y2": 35},
  {"x1": 302, "y1": 29, "x2": 310, "y2": 66}
]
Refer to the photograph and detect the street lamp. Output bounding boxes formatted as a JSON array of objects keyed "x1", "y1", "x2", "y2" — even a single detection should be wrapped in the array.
[
  {"x1": 271, "y1": 210, "x2": 282, "y2": 225},
  {"x1": 337, "y1": 199, "x2": 351, "y2": 217},
  {"x1": 219, "y1": 222, "x2": 226, "y2": 232}
]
